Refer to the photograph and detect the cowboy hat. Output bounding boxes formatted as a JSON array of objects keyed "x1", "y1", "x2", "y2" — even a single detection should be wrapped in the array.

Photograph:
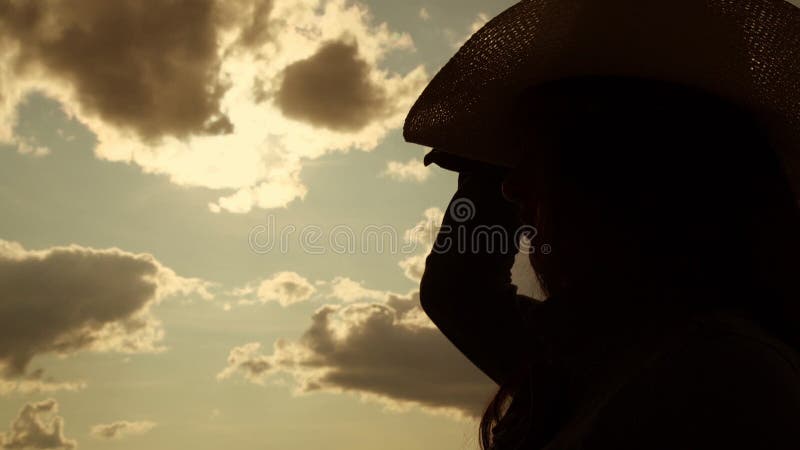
[{"x1": 403, "y1": 0, "x2": 800, "y2": 196}]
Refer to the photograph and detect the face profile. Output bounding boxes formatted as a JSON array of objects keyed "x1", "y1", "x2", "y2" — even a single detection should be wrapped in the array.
[{"x1": 406, "y1": 2, "x2": 800, "y2": 449}]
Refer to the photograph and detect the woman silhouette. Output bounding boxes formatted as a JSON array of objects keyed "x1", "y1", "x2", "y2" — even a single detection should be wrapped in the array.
[{"x1": 404, "y1": 1, "x2": 800, "y2": 449}]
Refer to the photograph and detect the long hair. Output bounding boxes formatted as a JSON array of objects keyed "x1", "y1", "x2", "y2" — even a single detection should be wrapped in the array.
[{"x1": 479, "y1": 76, "x2": 800, "y2": 450}]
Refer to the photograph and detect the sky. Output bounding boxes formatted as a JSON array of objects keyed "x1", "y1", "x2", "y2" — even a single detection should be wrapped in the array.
[{"x1": 0, "y1": 1, "x2": 535, "y2": 449}]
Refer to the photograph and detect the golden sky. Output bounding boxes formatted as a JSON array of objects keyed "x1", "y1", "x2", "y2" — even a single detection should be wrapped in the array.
[{"x1": 0, "y1": 1, "x2": 526, "y2": 449}]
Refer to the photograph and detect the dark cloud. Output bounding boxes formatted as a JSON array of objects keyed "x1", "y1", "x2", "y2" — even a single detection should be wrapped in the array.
[
  {"x1": 0, "y1": 240, "x2": 205, "y2": 377},
  {"x1": 220, "y1": 292, "x2": 496, "y2": 418},
  {"x1": 0, "y1": 0, "x2": 242, "y2": 141},
  {"x1": 0, "y1": 399, "x2": 76, "y2": 450},
  {"x1": 235, "y1": 0, "x2": 275, "y2": 49},
  {"x1": 275, "y1": 40, "x2": 390, "y2": 132}
]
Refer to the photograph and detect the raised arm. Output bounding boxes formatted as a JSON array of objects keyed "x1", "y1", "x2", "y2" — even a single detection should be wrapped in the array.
[{"x1": 419, "y1": 167, "x2": 542, "y2": 386}]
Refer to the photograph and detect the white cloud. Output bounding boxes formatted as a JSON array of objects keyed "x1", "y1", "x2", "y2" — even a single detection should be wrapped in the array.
[
  {"x1": 89, "y1": 420, "x2": 156, "y2": 440},
  {"x1": 0, "y1": 379, "x2": 86, "y2": 396},
  {"x1": 446, "y1": 12, "x2": 490, "y2": 49},
  {"x1": 217, "y1": 342, "x2": 273, "y2": 384},
  {"x1": 382, "y1": 158, "x2": 431, "y2": 183},
  {"x1": 210, "y1": 172, "x2": 308, "y2": 213},
  {"x1": 0, "y1": 0, "x2": 428, "y2": 214},
  {"x1": 16, "y1": 141, "x2": 51, "y2": 158},
  {"x1": 0, "y1": 400, "x2": 76, "y2": 450},
  {"x1": 256, "y1": 271, "x2": 316, "y2": 307},
  {"x1": 327, "y1": 277, "x2": 387, "y2": 302},
  {"x1": 231, "y1": 274, "x2": 394, "y2": 308}
]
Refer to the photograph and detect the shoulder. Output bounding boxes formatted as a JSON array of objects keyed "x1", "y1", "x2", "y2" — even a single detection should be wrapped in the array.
[
  {"x1": 677, "y1": 308, "x2": 800, "y2": 376},
  {"x1": 675, "y1": 308, "x2": 800, "y2": 392},
  {"x1": 583, "y1": 309, "x2": 800, "y2": 449}
]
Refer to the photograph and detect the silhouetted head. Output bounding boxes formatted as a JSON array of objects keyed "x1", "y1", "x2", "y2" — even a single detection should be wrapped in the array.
[
  {"x1": 501, "y1": 76, "x2": 799, "y2": 315},
  {"x1": 482, "y1": 75, "x2": 800, "y2": 450}
]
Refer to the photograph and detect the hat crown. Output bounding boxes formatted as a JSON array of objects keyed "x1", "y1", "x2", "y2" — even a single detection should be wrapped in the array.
[{"x1": 404, "y1": 0, "x2": 800, "y2": 196}]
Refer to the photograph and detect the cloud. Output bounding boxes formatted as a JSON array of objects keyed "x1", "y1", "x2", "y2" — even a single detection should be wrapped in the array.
[
  {"x1": 218, "y1": 290, "x2": 495, "y2": 419},
  {"x1": 226, "y1": 0, "x2": 276, "y2": 50},
  {"x1": 89, "y1": 420, "x2": 156, "y2": 440},
  {"x1": 0, "y1": 399, "x2": 76, "y2": 450},
  {"x1": 16, "y1": 140, "x2": 50, "y2": 158},
  {"x1": 276, "y1": 39, "x2": 389, "y2": 132},
  {"x1": 398, "y1": 208, "x2": 444, "y2": 282},
  {"x1": 256, "y1": 271, "x2": 316, "y2": 307},
  {"x1": 398, "y1": 254, "x2": 427, "y2": 283},
  {"x1": 446, "y1": 12, "x2": 490, "y2": 49},
  {"x1": 217, "y1": 342, "x2": 273, "y2": 384},
  {"x1": 0, "y1": 0, "x2": 234, "y2": 141},
  {"x1": 382, "y1": 158, "x2": 431, "y2": 183},
  {"x1": 0, "y1": 380, "x2": 85, "y2": 396},
  {"x1": 327, "y1": 277, "x2": 386, "y2": 302},
  {"x1": 0, "y1": 240, "x2": 212, "y2": 378},
  {"x1": 217, "y1": 204, "x2": 542, "y2": 419},
  {"x1": 419, "y1": 7, "x2": 431, "y2": 21},
  {"x1": 0, "y1": 370, "x2": 86, "y2": 396},
  {"x1": 209, "y1": 172, "x2": 308, "y2": 212},
  {"x1": 0, "y1": 0, "x2": 428, "y2": 214},
  {"x1": 229, "y1": 274, "x2": 387, "y2": 309}
]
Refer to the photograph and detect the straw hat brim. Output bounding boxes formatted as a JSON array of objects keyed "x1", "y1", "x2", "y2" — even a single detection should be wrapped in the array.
[{"x1": 403, "y1": 0, "x2": 800, "y2": 197}]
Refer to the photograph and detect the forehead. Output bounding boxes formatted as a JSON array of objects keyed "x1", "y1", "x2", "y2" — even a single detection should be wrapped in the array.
[
  {"x1": 514, "y1": 76, "x2": 676, "y2": 118},
  {"x1": 510, "y1": 76, "x2": 744, "y2": 143},
  {"x1": 507, "y1": 76, "x2": 749, "y2": 170}
]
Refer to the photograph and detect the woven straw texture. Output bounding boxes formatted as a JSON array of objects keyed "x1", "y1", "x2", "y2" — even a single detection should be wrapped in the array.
[{"x1": 403, "y1": 0, "x2": 800, "y2": 196}]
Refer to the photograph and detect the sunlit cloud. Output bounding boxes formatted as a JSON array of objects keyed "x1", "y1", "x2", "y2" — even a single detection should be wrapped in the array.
[
  {"x1": 382, "y1": 158, "x2": 431, "y2": 183},
  {"x1": 0, "y1": 380, "x2": 85, "y2": 396},
  {"x1": 16, "y1": 140, "x2": 50, "y2": 158},
  {"x1": 399, "y1": 207, "x2": 443, "y2": 282},
  {"x1": 217, "y1": 203, "x2": 538, "y2": 419},
  {"x1": 0, "y1": 0, "x2": 235, "y2": 140},
  {"x1": 327, "y1": 276, "x2": 387, "y2": 302},
  {"x1": 229, "y1": 274, "x2": 397, "y2": 308},
  {"x1": 0, "y1": 0, "x2": 428, "y2": 214},
  {"x1": 0, "y1": 240, "x2": 212, "y2": 379},
  {"x1": 445, "y1": 12, "x2": 490, "y2": 49},
  {"x1": 90, "y1": 420, "x2": 157, "y2": 440},
  {"x1": 256, "y1": 271, "x2": 317, "y2": 307},
  {"x1": 0, "y1": 399, "x2": 76, "y2": 450},
  {"x1": 217, "y1": 342, "x2": 273, "y2": 384},
  {"x1": 218, "y1": 290, "x2": 495, "y2": 420}
]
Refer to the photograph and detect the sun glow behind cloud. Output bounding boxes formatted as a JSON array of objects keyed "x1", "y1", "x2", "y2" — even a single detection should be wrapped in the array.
[
  {"x1": 0, "y1": 0, "x2": 428, "y2": 213},
  {"x1": 0, "y1": 0, "x2": 527, "y2": 448}
]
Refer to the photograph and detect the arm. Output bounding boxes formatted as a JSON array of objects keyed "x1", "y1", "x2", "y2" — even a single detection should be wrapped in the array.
[{"x1": 419, "y1": 168, "x2": 542, "y2": 386}]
